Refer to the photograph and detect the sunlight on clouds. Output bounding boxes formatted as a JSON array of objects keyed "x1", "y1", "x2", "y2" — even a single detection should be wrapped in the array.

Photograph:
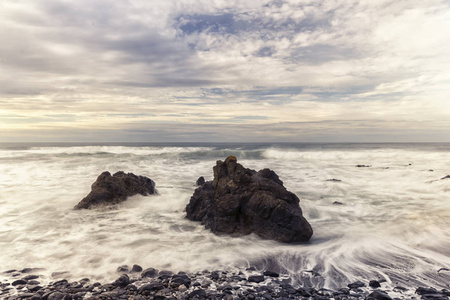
[{"x1": 0, "y1": 0, "x2": 449, "y2": 142}]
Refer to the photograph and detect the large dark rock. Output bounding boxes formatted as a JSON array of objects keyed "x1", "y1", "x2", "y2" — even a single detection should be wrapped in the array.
[
  {"x1": 74, "y1": 171, "x2": 156, "y2": 209},
  {"x1": 185, "y1": 156, "x2": 313, "y2": 243}
]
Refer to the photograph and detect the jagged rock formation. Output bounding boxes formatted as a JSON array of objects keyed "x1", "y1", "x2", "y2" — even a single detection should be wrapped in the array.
[
  {"x1": 74, "y1": 171, "x2": 156, "y2": 209},
  {"x1": 185, "y1": 156, "x2": 313, "y2": 243}
]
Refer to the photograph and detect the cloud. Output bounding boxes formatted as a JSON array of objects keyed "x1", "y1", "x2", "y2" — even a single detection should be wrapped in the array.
[{"x1": 0, "y1": 0, "x2": 449, "y2": 142}]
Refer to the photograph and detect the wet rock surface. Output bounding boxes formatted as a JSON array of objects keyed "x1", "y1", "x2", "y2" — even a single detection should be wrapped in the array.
[
  {"x1": 186, "y1": 156, "x2": 313, "y2": 243},
  {"x1": 3, "y1": 267, "x2": 448, "y2": 300},
  {"x1": 74, "y1": 171, "x2": 157, "y2": 209}
]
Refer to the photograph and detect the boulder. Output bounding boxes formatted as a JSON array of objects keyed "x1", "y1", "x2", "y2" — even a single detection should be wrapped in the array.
[
  {"x1": 185, "y1": 156, "x2": 313, "y2": 243},
  {"x1": 74, "y1": 171, "x2": 156, "y2": 209}
]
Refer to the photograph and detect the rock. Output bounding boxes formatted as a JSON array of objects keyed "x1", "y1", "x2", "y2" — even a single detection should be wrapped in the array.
[
  {"x1": 356, "y1": 165, "x2": 371, "y2": 167},
  {"x1": 185, "y1": 156, "x2": 313, "y2": 243},
  {"x1": 113, "y1": 274, "x2": 130, "y2": 287},
  {"x1": 326, "y1": 179, "x2": 342, "y2": 182},
  {"x1": 441, "y1": 175, "x2": 450, "y2": 180},
  {"x1": 263, "y1": 271, "x2": 279, "y2": 277},
  {"x1": 170, "y1": 274, "x2": 191, "y2": 288},
  {"x1": 333, "y1": 201, "x2": 344, "y2": 205},
  {"x1": 248, "y1": 275, "x2": 265, "y2": 283},
  {"x1": 138, "y1": 283, "x2": 164, "y2": 293},
  {"x1": 74, "y1": 171, "x2": 157, "y2": 209},
  {"x1": 12, "y1": 279, "x2": 28, "y2": 286},
  {"x1": 141, "y1": 267, "x2": 159, "y2": 278},
  {"x1": 131, "y1": 264, "x2": 143, "y2": 273},
  {"x1": 196, "y1": 176, "x2": 206, "y2": 186},
  {"x1": 348, "y1": 281, "x2": 366, "y2": 289},
  {"x1": 117, "y1": 265, "x2": 129, "y2": 273},
  {"x1": 366, "y1": 290, "x2": 392, "y2": 300},
  {"x1": 369, "y1": 280, "x2": 381, "y2": 288},
  {"x1": 189, "y1": 289, "x2": 207, "y2": 298}
]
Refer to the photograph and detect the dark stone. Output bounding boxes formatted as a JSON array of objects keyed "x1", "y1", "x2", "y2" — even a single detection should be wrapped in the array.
[
  {"x1": 189, "y1": 288, "x2": 207, "y2": 298},
  {"x1": 113, "y1": 274, "x2": 130, "y2": 287},
  {"x1": 348, "y1": 281, "x2": 366, "y2": 289},
  {"x1": 369, "y1": 280, "x2": 381, "y2": 288},
  {"x1": 74, "y1": 171, "x2": 157, "y2": 209},
  {"x1": 117, "y1": 265, "x2": 129, "y2": 273},
  {"x1": 12, "y1": 280, "x2": 28, "y2": 286},
  {"x1": 366, "y1": 290, "x2": 392, "y2": 300},
  {"x1": 23, "y1": 275, "x2": 39, "y2": 281},
  {"x1": 210, "y1": 271, "x2": 220, "y2": 280},
  {"x1": 27, "y1": 285, "x2": 42, "y2": 292},
  {"x1": 21, "y1": 268, "x2": 33, "y2": 273},
  {"x1": 138, "y1": 282, "x2": 164, "y2": 293},
  {"x1": 4, "y1": 269, "x2": 17, "y2": 274},
  {"x1": 47, "y1": 292, "x2": 65, "y2": 300},
  {"x1": 441, "y1": 175, "x2": 450, "y2": 180},
  {"x1": 131, "y1": 264, "x2": 143, "y2": 273},
  {"x1": 326, "y1": 179, "x2": 342, "y2": 182},
  {"x1": 356, "y1": 165, "x2": 371, "y2": 167},
  {"x1": 185, "y1": 156, "x2": 313, "y2": 243},
  {"x1": 170, "y1": 274, "x2": 191, "y2": 288},
  {"x1": 263, "y1": 271, "x2": 279, "y2": 277},
  {"x1": 248, "y1": 275, "x2": 265, "y2": 283},
  {"x1": 416, "y1": 287, "x2": 439, "y2": 295},
  {"x1": 196, "y1": 176, "x2": 206, "y2": 186},
  {"x1": 333, "y1": 201, "x2": 344, "y2": 205},
  {"x1": 141, "y1": 268, "x2": 159, "y2": 278}
]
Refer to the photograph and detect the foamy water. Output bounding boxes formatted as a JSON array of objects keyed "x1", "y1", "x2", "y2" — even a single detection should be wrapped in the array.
[{"x1": 0, "y1": 143, "x2": 449, "y2": 290}]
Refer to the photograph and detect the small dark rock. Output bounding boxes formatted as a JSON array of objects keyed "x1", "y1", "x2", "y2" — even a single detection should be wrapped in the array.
[
  {"x1": 170, "y1": 274, "x2": 191, "y2": 288},
  {"x1": 369, "y1": 280, "x2": 381, "y2": 288},
  {"x1": 348, "y1": 281, "x2": 366, "y2": 289},
  {"x1": 141, "y1": 267, "x2": 159, "y2": 278},
  {"x1": 27, "y1": 285, "x2": 42, "y2": 292},
  {"x1": 21, "y1": 268, "x2": 33, "y2": 273},
  {"x1": 113, "y1": 274, "x2": 130, "y2": 287},
  {"x1": 326, "y1": 179, "x2": 342, "y2": 182},
  {"x1": 117, "y1": 265, "x2": 129, "y2": 273},
  {"x1": 416, "y1": 287, "x2": 439, "y2": 295},
  {"x1": 263, "y1": 271, "x2": 279, "y2": 277},
  {"x1": 131, "y1": 264, "x2": 143, "y2": 273},
  {"x1": 441, "y1": 175, "x2": 450, "y2": 180},
  {"x1": 4, "y1": 269, "x2": 17, "y2": 274},
  {"x1": 12, "y1": 280, "x2": 28, "y2": 286},
  {"x1": 248, "y1": 275, "x2": 265, "y2": 283},
  {"x1": 210, "y1": 271, "x2": 220, "y2": 280},
  {"x1": 47, "y1": 292, "x2": 65, "y2": 300},
  {"x1": 356, "y1": 165, "x2": 371, "y2": 167},
  {"x1": 333, "y1": 201, "x2": 344, "y2": 205},
  {"x1": 138, "y1": 282, "x2": 164, "y2": 293},
  {"x1": 196, "y1": 176, "x2": 206, "y2": 186},
  {"x1": 23, "y1": 275, "x2": 39, "y2": 281},
  {"x1": 189, "y1": 288, "x2": 207, "y2": 298},
  {"x1": 366, "y1": 290, "x2": 392, "y2": 300}
]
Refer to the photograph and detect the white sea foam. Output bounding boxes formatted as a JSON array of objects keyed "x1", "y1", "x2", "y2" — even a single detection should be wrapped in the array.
[{"x1": 0, "y1": 143, "x2": 449, "y2": 289}]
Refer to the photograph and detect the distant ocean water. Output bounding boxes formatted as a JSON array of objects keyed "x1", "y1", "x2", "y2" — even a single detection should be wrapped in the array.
[{"x1": 0, "y1": 143, "x2": 449, "y2": 290}]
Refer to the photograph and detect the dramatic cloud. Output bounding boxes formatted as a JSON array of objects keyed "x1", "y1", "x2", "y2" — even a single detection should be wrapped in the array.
[{"x1": 1, "y1": 0, "x2": 449, "y2": 142}]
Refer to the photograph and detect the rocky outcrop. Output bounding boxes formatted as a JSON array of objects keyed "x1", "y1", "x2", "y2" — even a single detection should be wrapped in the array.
[
  {"x1": 74, "y1": 171, "x2": 156, "y2": 209},
  {"x1": 185, "y1": 156, "x2": 313, "y2": 243}
]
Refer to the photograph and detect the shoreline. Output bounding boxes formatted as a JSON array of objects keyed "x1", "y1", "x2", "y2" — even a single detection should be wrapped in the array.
[{"x1": 2, "y1": 266, "x2": 449, "y2": 300}]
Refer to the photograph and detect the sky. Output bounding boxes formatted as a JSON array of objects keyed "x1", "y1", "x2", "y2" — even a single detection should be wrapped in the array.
[{"x1": 1, "y1": 0, "x2": 449, "y2": 143}]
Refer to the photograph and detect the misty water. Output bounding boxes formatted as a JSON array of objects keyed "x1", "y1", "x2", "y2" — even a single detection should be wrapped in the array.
[{"x1": 0, "y1": 143, "x2": 449, "y2": 290}]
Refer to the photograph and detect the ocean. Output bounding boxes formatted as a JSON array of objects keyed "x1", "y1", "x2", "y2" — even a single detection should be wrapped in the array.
[{"x1": 0, "y1": 143, "x2": 449, "y2": 290}]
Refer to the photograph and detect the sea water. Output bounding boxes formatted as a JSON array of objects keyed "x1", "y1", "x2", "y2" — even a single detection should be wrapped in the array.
[{"x1": 0, "y1": 143, "x2": 449, "y2": 290}]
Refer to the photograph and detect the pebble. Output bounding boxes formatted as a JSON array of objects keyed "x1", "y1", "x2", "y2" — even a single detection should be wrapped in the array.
[{"x1": 1, "y1": 266, "x2": 447, "y2": 300}]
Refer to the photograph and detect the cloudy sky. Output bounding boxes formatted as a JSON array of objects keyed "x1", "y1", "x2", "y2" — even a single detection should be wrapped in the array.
[{"x1": 1, "y1": 0, "x2": 449, "y2": 142}]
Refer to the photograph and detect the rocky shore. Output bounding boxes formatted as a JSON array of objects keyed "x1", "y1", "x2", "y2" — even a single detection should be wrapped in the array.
[{"x1": 2, "y1": 266, "x2": 449, "y2": 300}]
